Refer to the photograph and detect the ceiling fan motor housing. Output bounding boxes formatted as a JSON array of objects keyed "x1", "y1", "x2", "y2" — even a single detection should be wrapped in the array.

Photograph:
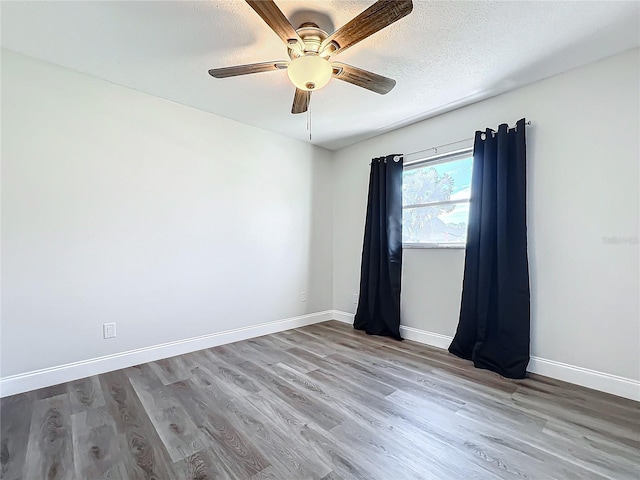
[
  {"x1": 288, "y1": 23, "x2": 336, "y2": 59},
  {"x1": 285, "y1": 23, "x2": 336, "y2": 91}
]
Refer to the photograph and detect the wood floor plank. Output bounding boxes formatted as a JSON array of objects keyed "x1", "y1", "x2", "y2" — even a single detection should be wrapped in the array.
[
  {"x1": 314, "y1": 322, "x2": 515, "y2": 387},
  {"x1": 169, "y1": 380, "x2": 271, "y2": 479},
  {"x1": 296, "y1": 424, "x2": 395, "y2": 480},
  {"x1": 193, "y1": 350, "x2": 263, "y2": 397},
  {"x1": 513, "y1": 381, "x2": 639, "y2": 433},
  {"x1": 244, "y1": 389, "x2": 322, "y2": 433},
  {"x1": 243, "y1": 338, "x2": 291, "y2": 365},
  {"x1": 71, "y1": 405, "x2": 116, "y2": 431},
  {"x1": 312, "y1": 354, "x2": 604, "y2": 478},
  {"x1": 231, "y1": 358, "x2": 347, "y2": 432},
  {"x1": 313, "y1": 321, "x2": 466, "y2": 368},
  {"x1": 528, "y1": 372, "x2": 640, "y2": 413},
  {"x1": 283, "y1": 346, "x2": 398, "y2": 397},
  {"x1": 322, "y1": 328, "x2": 518, "y2": 399},
  {"x1": 450, "y1": 418, "x2": 607, "y2": 480},
  {"x1": 3, "y1": 320, "x2": 638, "y2": 479},
  {"x1": 246, "y1": 336, "x2": 319, "y2": 374},
  {"x1": 354, "y1": 346, "x2": 516, "y2": 411},
  {"x1": 268, "y1": 362, "x2": 394, "y2": 434},
  {"x1": 329, "y1": 419, "x2": 476, "y2": 480},
  {"x1": 123, "y1": 363, "x2": 164, "y2": 391},
  {"x1": 271, "y1": 330, "x2": 340, "y2": 358},
  {"x1": 250, "y1": 465, "x2": 282, "y2": 479},
  {"x1": 330, "y1": 352, "x2": 466, "y2": 411},
  {"x1": 543, "y1": 416, "x2": 639, "y2": 458},
  {"x1": 242, "y1": 388, "x2": 396, "y2": 479},
  {"x1": 35, "y1": 383, "x2": 70, "y2": 401},
  {"x1": 23, "y1": 394, "x2": 74, "y2": 480},
  {"x1": 99, "y1": 369, "x2": 179, "y2": 479},
  {"x1": 126, "y1": 379, "x2": 206, "y2": 463},
  {"x1": 312, "y1": 323, "x2": 519, "y2": 398},
  {"x1": 70, "y1": 416, "x2": 124, "y2": 479},
  {"x1": 67, "y1": 376, "x2": 106, "y2": 414},
  {"x1": 305, "y1": 368, "x2": 504, "y2": 479},
  {"x1": 320, "y1": 471, "x2": 344, "y2": 480},
  {"x1": 1, "y1": 392, "x2": 34, "y2": 480},
  {"x1": 305, "y1": 325, "x2": 517, "y2": 406},
  {"x1": 511, "y1": 388, "x2": 640, "y2": 448},
  {"x1": 171, "y1": 366, "x2": 331, "y2": 479},
  {"x1": 148, "y1": 356, "x2": 191, "y2": 386},
  {"x1": 124, "y1": 361, "x2": 207, "y2": 463},
  {"x1": 172, "y1": 448, "x2": 236, "y2": 480},
  {"x1": 465, "y1": 409, "x2": 640, "y2": 479}
]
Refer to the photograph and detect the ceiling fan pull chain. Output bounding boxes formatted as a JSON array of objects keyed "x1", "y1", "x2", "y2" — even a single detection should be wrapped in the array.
[
  {"x1": 307, "y1": 97, "x2": 312, "y2": 142},
  {"x1": 310, "y1": 101, "x2": 312, "y2": 142}
]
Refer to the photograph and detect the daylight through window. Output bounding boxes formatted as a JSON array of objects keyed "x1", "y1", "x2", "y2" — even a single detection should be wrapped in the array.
[{"x1": 402, "y1": 148, "x2": 473, "y2": 247}]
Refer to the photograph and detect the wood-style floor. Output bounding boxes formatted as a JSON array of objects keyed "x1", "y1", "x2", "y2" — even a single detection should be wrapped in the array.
[{"x1": 1, "y1": 321, "x2": 639, "y2": 480}]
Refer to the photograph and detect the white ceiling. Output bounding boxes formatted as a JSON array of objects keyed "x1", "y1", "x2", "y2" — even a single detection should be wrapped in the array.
[{"x1": 1, "y1": 1, "x2": 638, "y2": 150}]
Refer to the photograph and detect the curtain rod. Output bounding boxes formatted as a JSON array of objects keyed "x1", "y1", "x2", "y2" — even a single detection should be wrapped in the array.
[{"x1": 395, "y1": 120, "x2": 532, "y2": 162}]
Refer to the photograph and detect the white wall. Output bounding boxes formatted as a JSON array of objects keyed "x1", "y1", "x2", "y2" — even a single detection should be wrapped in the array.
[
  {"x1": 333, "y1": 49, "x2": 640, "y2": 382},
  {"x1": 1, "y1": 50, "x2": 333, "y2": 378}
]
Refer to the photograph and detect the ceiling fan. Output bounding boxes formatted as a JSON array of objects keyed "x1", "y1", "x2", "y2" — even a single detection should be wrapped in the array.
[{"x1": 208, "y1": 0, "x2": 413, "y2": 114}]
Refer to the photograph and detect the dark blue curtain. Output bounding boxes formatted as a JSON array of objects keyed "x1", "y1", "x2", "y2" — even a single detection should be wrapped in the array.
[
  {"x1": 354, "y1": 154, "x2": 403, "y2": 340},
  {"x1": 449, "y1": 119, "x2": 530, "y2": 378}
]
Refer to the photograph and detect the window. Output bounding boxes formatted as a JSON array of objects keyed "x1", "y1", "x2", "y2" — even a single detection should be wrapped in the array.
[{"x1": 402, "y1": 148, "x2": 473, "y2": 247}]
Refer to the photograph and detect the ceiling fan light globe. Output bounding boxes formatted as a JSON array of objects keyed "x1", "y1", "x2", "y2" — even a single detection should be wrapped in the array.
[{"x1": 287, "y1": 55, "x2": 332, "y2": 91}]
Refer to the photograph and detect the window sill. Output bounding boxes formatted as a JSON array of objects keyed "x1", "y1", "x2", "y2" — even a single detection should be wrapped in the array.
[{"x1": 402, "y1": 243, "x2": 466, "y2": 249}]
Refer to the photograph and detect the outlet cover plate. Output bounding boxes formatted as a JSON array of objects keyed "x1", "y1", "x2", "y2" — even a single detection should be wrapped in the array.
[{"x1": 103, "y1": 322, "x2": 116, "y2": 339}]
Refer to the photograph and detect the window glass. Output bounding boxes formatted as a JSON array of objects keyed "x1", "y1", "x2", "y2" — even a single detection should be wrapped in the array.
[{"x1": 402, "y1": 153, "x2": 473, "y2": 246}]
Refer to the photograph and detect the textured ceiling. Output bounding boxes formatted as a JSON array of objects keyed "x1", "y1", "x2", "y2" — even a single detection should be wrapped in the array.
[{"x1": 1, "y1": 1, "x2": 638, "y2": 150}]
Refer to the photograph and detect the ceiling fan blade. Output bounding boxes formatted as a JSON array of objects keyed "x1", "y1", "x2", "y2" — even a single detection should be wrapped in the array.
[
  {"x1": 245, "y1": 0, "x2": 304, "y2": 48},
  {"x1": 321, "y1": 0, "x2": 413, "y2": 56},
  {"x1": 208, "y1": 61, "x2": 287, "y2": 78},
  {"x1": 292, "y1": 88, "x2": 310, "y2": 114},
  {"x1": 332, "y1": 62, "x2": 396, "y2": 94}
]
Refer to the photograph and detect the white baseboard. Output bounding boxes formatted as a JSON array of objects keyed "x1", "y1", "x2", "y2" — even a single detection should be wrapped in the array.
[
  {"x1": 527, "y1": 357, "x2": 640, "y2": 402},
  {"x1": 331, "y1": 310, "x2": 640, "y2": 401},
  {"x1": 398, "y1": 325, "x2": 454, "y2": 350},
  {"x1": 332, "y1": 311, "x2": 454, "y2": 350},
  {"x1": 332, "y1": 310, "x2": 356, "y2": 325},
  {"x1": 0, "y1": 310, "x2": 333, "y2": 398}
]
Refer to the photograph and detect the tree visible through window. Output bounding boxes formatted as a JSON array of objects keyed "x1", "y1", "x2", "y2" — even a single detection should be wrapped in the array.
[{"x1": 402, "y1": 150, "x2": 473, "y2": 246}]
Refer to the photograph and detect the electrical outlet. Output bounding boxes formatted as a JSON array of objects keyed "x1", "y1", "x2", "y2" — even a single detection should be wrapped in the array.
[
  {"x1": 353, "y1": 293, "x2": 359, "y2": 305},
  {"x1": 103, "y1": 322, "x2": 116, "y2": 339},
  {"x1": 301, "y1": 292, "x2": 308, "y2": 302}
]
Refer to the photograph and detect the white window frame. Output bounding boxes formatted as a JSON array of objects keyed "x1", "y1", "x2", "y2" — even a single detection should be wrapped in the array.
[{"x1": 402, "y1": 147, "x2": 474, "y2": 249}]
